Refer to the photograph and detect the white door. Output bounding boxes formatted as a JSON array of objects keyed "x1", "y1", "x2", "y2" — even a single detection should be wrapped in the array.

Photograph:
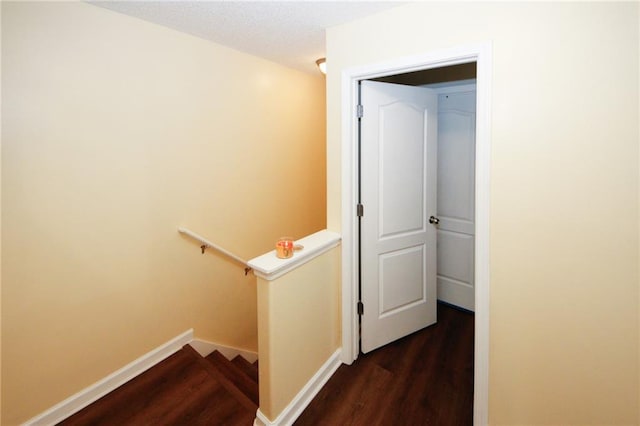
[
  {"x1": 436, "y1": 87, "x2": 476, "y2": 312},
  {"x1": 360, "y1": 80, "x2": 439, "y2": 353}
]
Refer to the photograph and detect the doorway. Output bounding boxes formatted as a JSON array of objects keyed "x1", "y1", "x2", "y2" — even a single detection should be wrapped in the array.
[
  {"x1": 358, "y1": 79, "x2": 439, "y2": 354},
  {"x1": 339, "y1": 43, "x2": 491, "y2": 425},
  {"x1": 359, "y1": 67, "x2": 477, "y2": 354}
]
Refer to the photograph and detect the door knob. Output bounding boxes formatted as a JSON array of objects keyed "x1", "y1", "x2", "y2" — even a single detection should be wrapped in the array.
[{"x1": 429, "y1": 216, "x2": 440, "y2": 225}]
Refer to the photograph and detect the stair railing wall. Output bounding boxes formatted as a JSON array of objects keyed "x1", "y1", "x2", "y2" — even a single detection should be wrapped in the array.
[{"x1": 249, "y1": 230, "x2": 342, "y2": 425}]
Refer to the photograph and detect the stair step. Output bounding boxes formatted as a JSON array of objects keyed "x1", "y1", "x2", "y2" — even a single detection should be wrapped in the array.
[
  {"x1": 205, "y1": 350, "x2": 259, "y2": 407},
  {"x1": 182, "y1": 345, "x2": 258, "y2": 412},
  {"x1": 59, "y1": 347, "x2": 256, "y2": 425},
  {"x1": 231, "y1": 355, "x2": 259, "y2": 383}
]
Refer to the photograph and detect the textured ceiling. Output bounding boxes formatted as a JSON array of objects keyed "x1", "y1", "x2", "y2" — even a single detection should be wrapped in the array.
[{"x1": 91, "y1": 1, "x2": 403, "y2": 74}]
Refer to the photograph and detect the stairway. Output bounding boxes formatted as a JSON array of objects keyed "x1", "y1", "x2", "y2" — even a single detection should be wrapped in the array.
[{"x1": 59, "y1": 345, "x2": 259, "y2": 426}]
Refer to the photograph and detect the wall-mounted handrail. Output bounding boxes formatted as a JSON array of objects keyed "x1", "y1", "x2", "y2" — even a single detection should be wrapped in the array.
[{"x1": 178, "y1": 227, "x2": 252, "y2": 275}]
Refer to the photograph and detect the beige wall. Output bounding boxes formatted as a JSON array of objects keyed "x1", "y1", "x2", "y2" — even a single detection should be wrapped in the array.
[
  {"x1": 1, "y1": 2, "x2": 3, "y2": 421},
  {"x1": 327, "y1": 2, "x2": 639, "y2": 425},
  {"x1": 2, "y1": 2, "x2": 326, "y2": 424},
  {"x1": 256, "y1": 247, "x2": 341, "y2": 421}
]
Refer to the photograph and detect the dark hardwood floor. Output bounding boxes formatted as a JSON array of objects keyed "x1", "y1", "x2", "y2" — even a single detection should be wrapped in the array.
[
  {"x1": 58, "y1": 346, "x2": 257, "y2": 426},
  {"x1": 295, "y1": 303, "x2": 474, "y2": 426},
  {"x1": 57, "y1": 303, "x2": 472, "y2": 425}
]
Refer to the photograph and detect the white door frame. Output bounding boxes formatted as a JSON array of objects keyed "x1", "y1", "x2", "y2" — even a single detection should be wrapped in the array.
[{"x1": 339, "y1": 43, "x2": 491, "y2": 425}]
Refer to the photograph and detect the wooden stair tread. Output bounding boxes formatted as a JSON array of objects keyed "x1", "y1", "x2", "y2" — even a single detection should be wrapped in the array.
[
  {"x1": 59, "y1": 348, "x2": 255, "y2": 425},
  {"x1": 231, "y1": 355, "x2": 259, "y2": 383},
  {"x1": 182, "y1": 345, "x2": 259, "y2": 412},
  {"x1": 205, "y1": 350, "x2": 259, "y2": 407}
]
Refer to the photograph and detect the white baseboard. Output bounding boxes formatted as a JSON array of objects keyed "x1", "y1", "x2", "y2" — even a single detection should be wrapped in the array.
[
  {"x1": 23, "y1": 330, "x2": 193, "y2": 426},
  {"x1": 254, "y1": 349, "x2": 342, "y2": 426},
  {"x1": 190, "y1": 338, "x2": 258, "y2": 363}
]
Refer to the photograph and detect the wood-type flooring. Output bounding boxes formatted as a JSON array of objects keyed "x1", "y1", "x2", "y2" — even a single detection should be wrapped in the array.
[
  {"x1": 295, "y1": 303, "x2": 474, "y2": 426},
  {"x1": 56, "y1": 303, "x2": 472, "y2": 425},
  {"x1": 58, "y1": 346, "x2": 257, "y2": 426}
]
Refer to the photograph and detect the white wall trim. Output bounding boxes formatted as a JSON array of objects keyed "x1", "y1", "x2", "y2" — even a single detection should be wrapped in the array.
[
  {"x1": 190, "y1": 338, "x2": 258, "y2": 363},
  {"x1": 248, "y1": 230, "x2": 341, "y2": 281},
  {"x1": 253, "y1": 349, "x2": 342, "y2": 426},
  {"x1": 23, "y1": 330, "x2": 194, "y2": 426},
  {"x1": 339, "y1": 42, "x2": 491, "y2": 426}
]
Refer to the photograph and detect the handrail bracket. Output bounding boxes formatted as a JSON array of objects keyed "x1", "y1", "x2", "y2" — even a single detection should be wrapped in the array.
[{"x1": 178, "y1": 227, "x2": 252, "y2": 276}]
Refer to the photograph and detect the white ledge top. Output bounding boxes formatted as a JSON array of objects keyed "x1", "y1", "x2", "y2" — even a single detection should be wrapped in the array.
[{"x1": 248, "y1": 230, "x2": 341, "y2": 281}]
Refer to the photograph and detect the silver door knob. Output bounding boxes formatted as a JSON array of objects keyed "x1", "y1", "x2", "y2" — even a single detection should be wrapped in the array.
[{"x1": 429, "y1": 216, "x2": 440, "y2": 225}]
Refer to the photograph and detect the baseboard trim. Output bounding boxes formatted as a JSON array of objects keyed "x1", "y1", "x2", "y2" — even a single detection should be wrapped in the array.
[
  {"x1": 23, "y1": 329, "x2": 193, "y2": 426},
  {"x1": 254, "y1": 348, "x2": 342, "y2": 426},
  {"x1": 190, "y1": 338, "x2": 258, "y2": 363}
]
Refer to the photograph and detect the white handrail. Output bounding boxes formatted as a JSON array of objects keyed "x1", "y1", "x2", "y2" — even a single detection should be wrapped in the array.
[{"x1": 178, "y1": 227, "x2": 252, "y2": 274}]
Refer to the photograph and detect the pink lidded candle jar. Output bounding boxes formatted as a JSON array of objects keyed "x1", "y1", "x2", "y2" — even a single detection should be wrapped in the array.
[{"x1": 276, "y1": 237, "x2": 294, "y2": 259}]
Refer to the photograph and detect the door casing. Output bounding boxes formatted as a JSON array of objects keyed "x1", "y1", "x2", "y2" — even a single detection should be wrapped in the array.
[{"x1": 339, "y1": 43, "x2": 492, "y2": 425}]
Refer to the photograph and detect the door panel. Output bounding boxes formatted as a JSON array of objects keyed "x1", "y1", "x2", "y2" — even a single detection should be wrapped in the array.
[
  {"x1": 436, "y1": 88, "x2": 476, "y2": 311},
  {"x1": 437, "y1": 110, "x2": 475, "y2": 223},
  {"x1": 380, "y1": 244, "x2": 426, "y2": 316},
  {"x1": 437, "y1": 231, "x2": 474, "y2": 284},
  {"x1": 379, "y1": 102, "x2": 427, "y2": 238},
  {"x1": 360, "y1": 80, "x2": 438, "y2": 353}
]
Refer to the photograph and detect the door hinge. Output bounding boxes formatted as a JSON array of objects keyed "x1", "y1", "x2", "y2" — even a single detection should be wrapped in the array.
[
  {"x1": 357, "y1": 203, "x2": 364, "y2": 217},
  {"x1": 357, "y1": 104, "x2": 363, "y2": 118},
  {"x1": 357, "y1": 301, "x2": 364, "y2": 315}
]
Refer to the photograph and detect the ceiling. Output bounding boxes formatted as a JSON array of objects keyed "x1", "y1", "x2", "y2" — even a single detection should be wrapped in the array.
[{"x1": 91, "y1": 1, "x2": 404, "y2": 74}]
